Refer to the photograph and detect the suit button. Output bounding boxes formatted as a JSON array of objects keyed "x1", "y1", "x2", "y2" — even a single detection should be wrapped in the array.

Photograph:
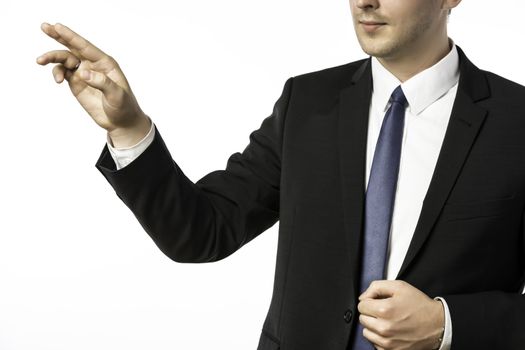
[{"x1": 343, "y1": 309, "x2": 353, "y2": 323}]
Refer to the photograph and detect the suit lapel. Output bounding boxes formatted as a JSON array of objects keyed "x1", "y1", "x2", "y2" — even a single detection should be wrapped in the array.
[
  {"x1": 337, "y1": 48, "x2": 490, "y2": 286},
  {"x1": 395, "y1": 47, "x2": 490, "y2": 279},
  {"x1": 338, "y1": 58, "x2": 372, "y2": 298}
]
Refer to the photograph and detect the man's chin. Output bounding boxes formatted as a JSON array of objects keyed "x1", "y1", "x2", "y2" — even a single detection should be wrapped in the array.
[
  {"x1": 359, "y1": 45, "x2": 389, "y2": 58},
  {"x1": 357, "y1": 39, "x2": 396, "y2": 59}
]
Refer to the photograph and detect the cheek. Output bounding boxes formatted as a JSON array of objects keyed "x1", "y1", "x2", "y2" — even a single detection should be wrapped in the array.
[
  {"x1": 391, "y1": 12, "x2": 434, "y2": 41},
  {"x1": 348, "y1": 0, "x2": 358, "y2": 14},
  {"x1": 387, "y1": 0, "x2": 438, "y2": 29}
]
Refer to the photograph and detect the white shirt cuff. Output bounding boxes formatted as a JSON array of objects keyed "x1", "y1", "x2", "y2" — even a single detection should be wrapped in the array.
[
  {"x1": 106, "y1": 119, "x2": 156, "y2": 170},
  {"x1": 434, "y1": 296, "x2": 452, "y2": 350}
]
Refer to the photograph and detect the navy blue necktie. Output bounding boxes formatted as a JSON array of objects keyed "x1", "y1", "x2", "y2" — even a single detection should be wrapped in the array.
[{"x1": 350, "y1": 86, "x2": 407, "y2": 350}]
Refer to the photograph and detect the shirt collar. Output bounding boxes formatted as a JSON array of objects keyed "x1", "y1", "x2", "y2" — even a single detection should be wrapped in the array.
[{"x1": 371, "y1": 41, "x2": 460, "y2": 116}]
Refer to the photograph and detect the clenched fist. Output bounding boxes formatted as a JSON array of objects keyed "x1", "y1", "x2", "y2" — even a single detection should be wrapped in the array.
[
  {"x1": 358, "y1": 280, "x2": 445, "y2": 350},
  {"x1": 36, "y1": 22, "x2": 150, "y2": 147}
]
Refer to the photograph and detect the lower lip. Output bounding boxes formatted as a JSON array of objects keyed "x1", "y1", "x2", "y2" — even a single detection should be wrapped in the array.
[{"x1": 360, "y1": 23, "x2": 385, "y2": 33}]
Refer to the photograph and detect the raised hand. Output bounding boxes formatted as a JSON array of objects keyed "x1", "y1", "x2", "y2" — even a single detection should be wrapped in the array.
[{"x1": 37, "y1": 22, "x2": 150, "y2": 147}]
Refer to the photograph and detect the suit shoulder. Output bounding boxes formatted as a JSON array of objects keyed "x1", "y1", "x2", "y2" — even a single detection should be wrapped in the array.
[
  {"x1": 482, "y1": 70, "x2": 525, "y2": 98},
  {"x1": 290, "y1": 58, "x2": 368, "y2": 91}
]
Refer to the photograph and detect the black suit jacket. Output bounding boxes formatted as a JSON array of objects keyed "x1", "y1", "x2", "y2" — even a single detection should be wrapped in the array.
[{"x1": 96, "y1": 46, "x2": 525, "y2": 349}]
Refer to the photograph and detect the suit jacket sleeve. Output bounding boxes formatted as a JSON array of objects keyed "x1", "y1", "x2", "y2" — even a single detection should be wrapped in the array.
[
  {"x1": 95, "y1": 77, "x2": 294, "y2": 263},
  {"x1": 442, "y1": 207, "x2": 525, "y2": 349}
]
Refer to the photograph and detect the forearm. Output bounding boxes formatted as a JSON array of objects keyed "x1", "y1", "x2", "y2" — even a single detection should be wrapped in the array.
[
  {"x1": 97, "y1": 128, "x2": 246, "y2": 263},
  {"x1": 96, "y1": 77, "x2": 292, "y2": 263}
]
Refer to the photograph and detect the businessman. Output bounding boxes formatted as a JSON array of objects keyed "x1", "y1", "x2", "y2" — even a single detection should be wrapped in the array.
[{"x1": 37, "y1": 0, "x2": 525, "y2": 349}]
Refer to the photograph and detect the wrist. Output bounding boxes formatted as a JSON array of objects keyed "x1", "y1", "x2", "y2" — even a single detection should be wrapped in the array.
[
  {"x1": 431, "y1": 299, "x2": 446, "y2": 350},
  {"x1": 108, "y1": 113, "x2": 151, "y2": 148}
]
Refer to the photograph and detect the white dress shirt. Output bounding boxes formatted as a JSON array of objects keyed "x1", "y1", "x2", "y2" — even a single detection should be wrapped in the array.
[
  {"x1": 106, "y1": 118, "x2": 155, "y2": 170},
  {"x1": 107, "y1": 44, "x2": 461, "y2": 349},
  {"x1": 366, "y1": 43, "x2": 460, "y2": 349}
]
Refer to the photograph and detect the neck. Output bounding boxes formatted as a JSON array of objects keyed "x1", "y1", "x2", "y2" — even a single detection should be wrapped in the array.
[{"x1": 377, "y1": 35, "x2": 452, "y2": 82}]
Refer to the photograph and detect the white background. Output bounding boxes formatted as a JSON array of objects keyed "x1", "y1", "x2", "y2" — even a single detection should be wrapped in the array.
[{"x1": 1, "y1": 1, "x2": 524, "y2": 349}]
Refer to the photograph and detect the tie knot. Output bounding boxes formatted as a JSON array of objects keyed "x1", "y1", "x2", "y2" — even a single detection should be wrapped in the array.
[{"x1": 390, "y1": 85, "x2": 407, "y2": 106}]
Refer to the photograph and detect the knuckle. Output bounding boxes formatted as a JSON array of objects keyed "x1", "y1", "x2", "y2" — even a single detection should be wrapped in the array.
[
  {"x1": 88, "y1": 71, "x2": 100, "y2": 84},
  {"x1": 377, "y1": 323, "x2": 393, "y2": 337},
  {"x1": 53, "y1": 50, "x2": 65, "y2": 60},
  {"x1": 106, "y1": 55, "x2": 119, "y2": 67},
  {"x1": 66, "y1": 57, "x2": 78, "y2": 69},
  {"x1": 96, "y1": 73, "x2": 106, "y2": 85},
  {"x1": 377, "y1": 307, "x2": 386, "y2": 317},
  {"x1": 381, "y1": 337, "x2": 393, "y2": 349},
  {"x1": 378, "y1": 305, "x2": 392, "y2": 317},
  {"x1": 372, "y1": 335, "x2": 391, "y2": 349}
]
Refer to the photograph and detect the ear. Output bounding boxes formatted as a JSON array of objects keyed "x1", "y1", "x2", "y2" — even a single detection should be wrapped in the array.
[{"x1": 442, "y1": 0, "x2": 462, "y2": 12}]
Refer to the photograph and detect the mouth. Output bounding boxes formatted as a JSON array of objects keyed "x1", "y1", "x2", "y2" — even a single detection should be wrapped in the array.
[{"x1": 358, "y1": 20, "x2": 387, "y2": 33}]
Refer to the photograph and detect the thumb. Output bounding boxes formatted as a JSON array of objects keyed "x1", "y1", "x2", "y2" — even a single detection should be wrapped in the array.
[{"x1": 359, "y1": 280, "x2": 397, "y2": 300}]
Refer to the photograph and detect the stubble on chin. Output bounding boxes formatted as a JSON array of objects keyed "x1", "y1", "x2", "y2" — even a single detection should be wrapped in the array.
[
  {"x1": 354, "y1": 16, "x2": 434, "y2": 60},
  {"x1": 355, "y1": 28, "x2": 399, "y2": 59}
]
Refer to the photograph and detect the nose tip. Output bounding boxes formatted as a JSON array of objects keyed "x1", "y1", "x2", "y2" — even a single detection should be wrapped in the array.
[{"x1": 354, "y1": 0, "x2": 379, "y2": 10}]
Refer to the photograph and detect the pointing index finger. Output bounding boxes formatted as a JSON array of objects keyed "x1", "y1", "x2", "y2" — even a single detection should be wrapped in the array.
[
  {"x1": 52, "y1": 23, "x2": 108, "y2": 61},
  {"x1": 41, "y1": 22, "x2": 69, "y2": 47}
]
